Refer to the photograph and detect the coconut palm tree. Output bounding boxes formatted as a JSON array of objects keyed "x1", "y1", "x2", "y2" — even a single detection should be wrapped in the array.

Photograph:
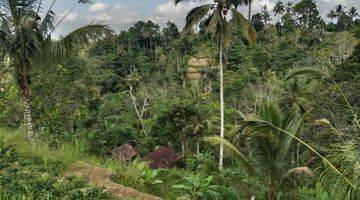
[
  {"x1": 206, "y1": 103, "x2": 313, "y2": 199},
  {"x1": 285, "y1": 66, "x2": 360, "y2": 199},
  {"x1": 243, "y1": 0, "x2": 253, "y2": 21},
  {"x1": 240, "y1": 103, "x2": 311, "y2": 199},
  {"x1": 205, "y1": 102, "x2": 356, "y2": 199},
  {"x1": 273, "y1": 1, "x2": 285, "y2": 23},
  {"x1": 348, "y1": 7, "x2": 359, "y2": 23},
  {"x1": 327, "y1": 9, "x2": 337, "y2": 23},
  {"x1": 335, "y1": 4, "x2": 346, "y2": 17},
  {"x1": 285, "y1": 1, "x2": 293, "y2": 13},
  {"x1": 261, "y1": 4, "x2": 271, "y2": 26},
  {"x1": 0, "y1": 0, "x2": 113, "y2": 143},
  {"x1": 192, "y1": 107, "x2": 220, "y2": 156},
  {"x1": 174, "y1": 0, "x2": 256, "y2": 169}
]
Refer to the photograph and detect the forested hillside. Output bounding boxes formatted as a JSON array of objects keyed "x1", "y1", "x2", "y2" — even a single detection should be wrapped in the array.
[{"x1": 1, "y1": 0, "x2": 359, "y2": 199}]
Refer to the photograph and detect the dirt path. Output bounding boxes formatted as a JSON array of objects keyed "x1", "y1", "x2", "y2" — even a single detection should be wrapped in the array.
[{"x1": 64, "y1": 162, "x2": 162, "y2": 200}]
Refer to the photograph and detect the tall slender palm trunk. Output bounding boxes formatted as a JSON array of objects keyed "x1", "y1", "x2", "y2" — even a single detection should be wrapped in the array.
[
  {"x1": 219, "y1": 33, "x2": 225, "y2": 170},
  {"x1": 23, "y1": 95, "x2": 37, "y2": 143},
  {"x1": 248, "y1": 1, "x2": 252, "y2": 20}
]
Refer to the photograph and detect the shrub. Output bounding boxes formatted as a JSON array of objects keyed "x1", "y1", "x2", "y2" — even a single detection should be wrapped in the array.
[
  {"x1": 185, "y1": 153, "x2": 218, "y2": 173},
  {"x1": 87, "y1": 125, "x2": 138, "y2": 155},
  {"x1": 172, "y1": 174, "x2": 220, "y2": 200},
  {"x1": 110, "y1": 159, "x2": 163, "y2": 188}
]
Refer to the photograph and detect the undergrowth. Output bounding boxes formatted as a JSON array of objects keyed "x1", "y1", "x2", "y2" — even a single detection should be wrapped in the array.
[
  {"x1": 0, "y1": 128, "x2": 97, "y2": 170},
  {"x1": 0, "y1": 134, "x2": 116, "y2": 199}
]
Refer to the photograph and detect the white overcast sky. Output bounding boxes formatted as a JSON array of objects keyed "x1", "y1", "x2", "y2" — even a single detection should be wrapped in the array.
[{"x1": 46, "y1": 0, "x2": 360, "y2": 37}]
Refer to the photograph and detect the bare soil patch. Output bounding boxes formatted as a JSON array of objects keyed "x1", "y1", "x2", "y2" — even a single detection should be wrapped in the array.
[{"x1": 64, "y1": 162, "x2": 162, "y2": 200}]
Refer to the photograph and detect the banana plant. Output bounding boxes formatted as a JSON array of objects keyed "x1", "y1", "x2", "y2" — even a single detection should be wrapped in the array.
[{"x1": 172, "y1": 174, "x2": 220, "y2": 200}]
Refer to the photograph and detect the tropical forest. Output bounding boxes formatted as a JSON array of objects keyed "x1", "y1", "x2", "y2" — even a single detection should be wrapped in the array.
[{"x1": 0, "y1": 0, "x2": 360, "y2": 199}]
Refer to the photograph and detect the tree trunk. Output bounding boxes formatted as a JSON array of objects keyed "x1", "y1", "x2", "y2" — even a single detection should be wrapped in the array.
[
  {"x1": 181, "y1": 141, "x2": 185, "y2": 156},
  {"x1": 219, "y1": 31, "x2": 225, "y2": 170},
  {"x1": 248, "y1": 1, "x2": 252, "y2": 21},
  {"x1": 129, "y1": 85, "x2": 148, "y2": 136},
  {"x1": 196, "y1": 138, "x2": 200, "y2": 156},
  {"x1": 267, "y1": 182, "x2": 277, "y2": 200},
  {"x1": 23, "y1": 95, "x2": 37, "y2": 143}
]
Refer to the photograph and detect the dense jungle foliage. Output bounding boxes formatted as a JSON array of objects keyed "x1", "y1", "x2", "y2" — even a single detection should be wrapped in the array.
[{"x1": 1, "y1": 0, "x2": 360, "y2": 199}]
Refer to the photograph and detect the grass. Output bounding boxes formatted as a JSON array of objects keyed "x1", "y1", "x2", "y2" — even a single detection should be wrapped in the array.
[
  {"x1": 0, "y1": 130, "x2": 117, "y2": 200},
  {"x1": 0, "y1": 128, "x2": 164, "y2": 199},
  {"x1": 0, "y1": 127, "x2": 144, "y2": 176},
  {"x1": 107, "y1": 157, "x2": 188, "y2": 199},
  {"x1": 0, "y1": 128, "x2": 257, "y2": 199},
  {"x1": 0, "y1": 128, "x2": 98, "y2": 170}
]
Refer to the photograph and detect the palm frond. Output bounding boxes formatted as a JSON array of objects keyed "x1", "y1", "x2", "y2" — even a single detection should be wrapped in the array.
[
  {"x1": 250, "y1": 133, "x2": 279, "y2": 179},
  {"x1": 297, "y1": 148, "x2": 315, "y2": 166},
  {"x1": 47, "y1": 0, "x2": 91, "y2": 37},
  {"x1": 0, "y1": 29, "x2": 10, "y2": 50},
  {"x1": 5, "y1": 0, "x2": 38, "y2": 24},
  {"x1": 284, "y1": 67, "x2": 330, "y2": 81},
  {"x1": 8, "y1": 15, "x2": 42, "y2": 63},
  {"x1": 242, "y1": 119, "x2": 356, "y2": 189},
  {"x1": 204, "y1": 9, "x2": 220, "y2": 33},
  {"x1": 182, "y1": 4, "x2": 213, "y2": 35},
  {"x1": 259, "y1": 102, "x2": 282, "y2": 128},
  {"x1": 235, "y1": 109, "x2": 248, "y2": 120},
  {"x1": 319, "y1": 144, "x2": 360, "y2": 200},
  {"x1": 174, "y1": 0, "x2": 202, "y2": 5},
  {"x1": 39, "y1": 9, "x2": 55, "y2": 34},
  {"x1": 0, "y1": 12, "x2": 12, "y2": 34},
  {"x1": 204, "y1": 136, "x2": 256, "y2": 175},
  {"x1": 230, "y1": 8, "x2": 256, "y2": 43},
  {"x1": 78, "y1": 0, "x2": 91, "y2": 3},
  {"x1": 225, "y1": 125, "x2": 242, "y2": 138},
  {"x1": 277, "y1": 108, "x2": 302, "y2": 163},
  {"x1": 285, "y1": 66, "x2": 359, "y2": 129},
  {"x1": 228, "y1": 0, "x2": 250, "y2": 8},
  {"x1": 36, "y1": 0, "x2": 43, "y2": 14},
  {"x1": 222, "y1": 20, "x2": 232, "y2": 48},
  {"x1": 314, "y1": 118, "x2": 346, "y2": 143},
  {"x1": 49, "y1": 23, "x2": 114, "y2": 62}
]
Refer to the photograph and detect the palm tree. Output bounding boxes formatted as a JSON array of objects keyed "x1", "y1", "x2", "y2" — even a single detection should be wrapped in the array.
[
  {"x1": 246, "y1": 0, "x2": 253, "y2": 21},
  {"x1": 335, "y1": 4, "x2": 346, "y2": 17},
  {"x1": 285, "y1": 67, "x2": 360, "y2": 199},
  {"x1": 261, "y1": 4, "x2": 271, "y2": 26},
  {"x1": 348, "y1": 7, "x2": 359, "y2": 23},
  {"x1": 241, "y1": 103, "x2": 311, "y2": 200},
  {"x1": 174, "y1": 0, "x2": 256, "y2": 169},
  {"x1": 285, "y1": 1, "x2": 293, "y2": 14},
  {"x1": 205, "y1": 102, "x2": 356, "y2": 199},
  {"x1": 327, "y1": 9, "x2": 337, "y2": 23},
  {"x1": 206, "y1": 103, "x2": 313, "y2": 199},
  {"x1": 0, "y1": 0, "x2": 113, "y2": 143},
  {"x1": 192, "y1": 107, "x2": 220, "y2": 156},
  {"x1": 273, "y1": 1, "x2": 285, "y2": 23}
]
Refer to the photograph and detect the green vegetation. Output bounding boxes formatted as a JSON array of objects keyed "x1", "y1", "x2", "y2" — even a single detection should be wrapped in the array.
[
  {"x1": 0, "y1": 129, "x2": 115, "y2": 199},
  {"x1": 1, "y1": 0, "x2": 360, "y2": 199}
]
